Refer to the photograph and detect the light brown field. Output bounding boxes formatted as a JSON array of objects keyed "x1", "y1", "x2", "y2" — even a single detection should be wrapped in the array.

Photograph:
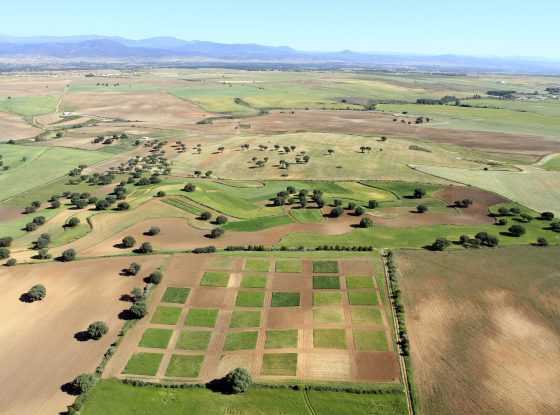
[
  {"x1": 0, "y1": 255, "x2": 165, "y2": 415},
  {"x1": 397, "y1": 247, "x2": 560, "y2": 415},
  {"x1": 0, "y1": 112, "x2": 41, "y2": 140}
]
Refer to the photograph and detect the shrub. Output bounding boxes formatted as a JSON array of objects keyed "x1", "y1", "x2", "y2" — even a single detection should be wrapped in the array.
[
  {"x1": 330, "y1": 206, "x2": 344, "y2": 218},
  {"x1": 70, "y1": 373, "x2": 97, "y2": 394},
  {"x1": 137, "y1": 242, "x2": 153, "y2": 254},
  {"x1": 368, "y1": 200, "x2": 378, "y2": 209},
  {"x1": 6, "y1": 258, "x2": 16, "y2": 266},
  {"x1": 156, "y1": 191, "x2": 166, "y2": 197},
  {"x1": 122, "y1": 236, "x2": 136, "y2": 248},
  {"x1": 37, "y1": 248, "x2": 51, "y2": 259},
  {"x1": 347, "y1": 202, "x2": 356, "y2": 210},
  {"x1": 67, "y1": 217, "x2": 80, "y2": 227},
  {"x1": 508, "y1": 224, "x2": 526, "y2": 237},
  {"x1": 117, "y1": 202, "x2": 130, "y2": 211},
  {"x1": 0, "y1": 236, "x2": 13, "y2": 247},
  {"x1": 25, "y1": 222, "x2": 38, "y2": 232},
  {"x1": 87, "y1": 321, "x2": 109, "y2": 340},
  {"x1": 416, "y1": 204, "x2": 428, "y2": 213},
  {"x1": 413, "y1": 188, "x2": 426, "y2": 199},
  {"x1": 50, "y1": 199, "x2": 61, "y2": 209},
  {"x1": 215, "y1": 215, "x2": 228, "y2": 225},
  {"x1": 26, "y1": 284, "x2": 46, "y2": 301},
  {"x1": 497, "y1": 218, "x2": 508, "y2": 226},
  {"x1": 541, "y1": 211, "x2": 555, "y2": 221},
  {"x1": 359, "y1": 217, "x2": 373, "y2": 228},
  {"x1": 33, "y1": 216, "x2": 46, "y2": 225},
  {"x1": 149, "y1": 270, "x2": 163, "y2": 284},
  {"x1": 224, "y1": 368, "x2": 252, "y2": 394},
  {"x1": 536, "y1": 237, "x2": 549, "y2": 247},
  {"x1": 354, "y1": 206, "x2": 365, "y2": 216},
  {"x1": 192, "y1": 246, "x2": 217, "y2": 254},
  {"x1": 210, "y1": 228, "x2": 224, "y2": 239},
  {"x1": 147, "y1": 226, "x2": 160, "y2": 236},
  {"x1": 128, "y1": 262, "x2": 141, "y2": 276},
  {"x1": 129, "y1": 301, "x2": 147, "y2": 319},
  {"x1": 61, "y1": 248, "x2": 77, "y2": 262},
  {"x1": 183, "y1": 183, "x2": 196, "y2": 192}
]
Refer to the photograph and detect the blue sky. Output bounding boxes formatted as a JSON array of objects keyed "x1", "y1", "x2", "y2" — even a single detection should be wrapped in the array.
[{"x1": 3, "y1": 1, "x2": 559, "y2": 58}]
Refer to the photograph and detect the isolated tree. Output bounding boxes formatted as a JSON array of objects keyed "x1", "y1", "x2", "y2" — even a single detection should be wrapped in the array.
[
  {"x1": 368, "y1": 200, "x2": 378, "y2": 209},
  {"x1": 497, "y1": 218, "x2": 508, "y2": 226},
  {"x1": 183, "y1": 183, "x2": 196, "y2": 192},
  {"x1": 200, "y1": 211, "x2": 212, "y2": 221},
  {"x1": 536, "y1": 237, "x2": 549, "y2": 247},
  {"x1": 417, "y1": 204, "x2": 428, "y2": 213},
  {"x1": 413, "y1": 188, "x2": 426, "y2": 199},
  {"x1": 149, "y1": 270, "x2": 163, "y2": 285},
  {"x1": 0, "y1": 247, "x2": 10, "y2": 259},
  {"x1": 37, "y1": 248, "x2": 51, "y2": 260},
  {"x1": 67, "y1": 217, "x2": 81, "y2": 227},
  {"x1": 50, "y1": 199, "x2": 61, "y2": 209},
  {"x1": 61, "y1": 248, "x2": 76, "y2": 262},
  {"x1": 122, "y1": 236, "x2": 136, "y2": 248},
  {"x1": 210, "y1": 228, "x2": 225, "y2": 239},
  {"x1": 0, "y1": 236, "x2": 13, "y2": 247},
  {"x1": 156, "y1": 190, "x2": 166, "y2": 197},
  {"x1": 330, "y1": 206, "x2": 344, "y2": 218},
  {"x1": 138, "y1": 242, "x2": 153, "y2": 254},
  {"x1": 359, "y1": 217, "x2": 373, "y2": 228},
  {"x1": 70, "y1": 374, "x2": 97, "y2": 394},
  {"x1": 215, "y1": 215, "x2": 228, "y2": 225},
  {"x1": 131, "y1": 287, "x2": 144, "y2": 302},
  {"x1": 224, "y1": 368, "x2": 252, "y2": 394},
  {"x1": 347, "y1": 202, "x2": 356, "y2": 210},
  {"x1": 541, "y1": 211, "x2": 554, "y2": 221},
  {"x1": 354, "y1": 206, "x2": 365, "y2": 216},
  {"x1": 519, "y1": 213, "x2": 533, "y2": 223},
  {"x1": 128, "y1": 262, "x2": 141, "y2": 276},
  {"x1": 497, "y1": 207, "x2": 511, "y2": 216},
  {"x1": 6, "y1": 258, "x2": 17, "y2": 266},
  {"x1": 431, "y1": 237, "x2": 450, "y2": 251},
  {"x1": 117, "y1": 201, "x2": 130, "y2": 211},
  {"x1": 86, "y1": 321, "x2": 108, "y2": 340},
  {"x1": 129, "y1": 301, "x2": 147, "y2": 319},
  {"x1": 26, "y1": 284, "x2": 46, "y2": 302},
  {"x1": 508, "y1": 224, "x2": 526, "y2": 237},
  {"x1": 147, "y1": 226, "x2": 160, "y2": 236}
]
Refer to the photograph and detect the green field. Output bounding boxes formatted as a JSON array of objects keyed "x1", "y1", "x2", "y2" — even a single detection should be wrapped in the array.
[
  {"x1": 290, "y1": 208, "x2": 324, "y2": 223},
  {"x1": 224, "y1": 330, "x2": 259, "y2": 351},
  {"x1": 241, "y1": 273, "x2": 268, "y2": 288},
  {"x1": 151, "y1": 306, "x2": 182, "y2": 325},
  {"x1": 138, "y1": 328, "x2": 173, "y2": 349},
  {"x1": 165, "y1": 354, "x2": 204, "y2": 378},
  {"x1": 346, "y1": 276, "x2": 375, "y2": 289},
  {"x1": 275, "y1": 259, "x2": 303, "y2": 273},
  {"x1": 230, "y1": 310, "x2": 262, "y2": 328},
  {"x1": 353, "y1": 330, "x2": 388, "y2": 351},
  {"x1": 176, "y1": 330, "x2": 212, "y2": 351},
  {"x1": 265, "y1": 329, "x2": 299, "y2": 349},
  {"x1": 122, "y1": 353, "x2": 163, "y2": 376},
  {"x1": 313, "y1": 261, "x2": 339, "y2": 273},
  {"x1": 162, "y1": 287, "x2": 190, "y2": 304},
  {"x1": 313, "y1": 307, "x2": 345, "y2": 324},
  {"x1": 81, "y1": 379, "x2": 408, "y2": 415},
  {"x1": 200, "y1": 271, "x2": 230, "y2": 287},
  {"x1": 261, "y1": 353, "x2": 298, "y2": 376},
  {"x1": 185, "y1": 308, "x2": 219, "y2": 328},
  {"x1": 0, "y1": 95, "x2": 57, "y2": 118},
  {"x1": 271, "y1": 292, "x2": 300, "y2": 307},
  {"x1": 313, "y1": 329, "x2": 347, "y2": 349},
  {"x1": 313, "y1": 275, "x2": 341, "y2": 289},
  {"x1": 236, "y1": 291, "x2": 265, "y2": 307},
  {"x1": 350, "y1": 307, "x2": 383, "y2": 325},
  {"x1": 348, "y1": 290, "x2": 378, "y2": 306},
  {"x1": 313, "y1": 291, "x2": 342, "y2": 306},
  {"x1": 244, "y1": 258, "x2": 270, "y2": 272}
]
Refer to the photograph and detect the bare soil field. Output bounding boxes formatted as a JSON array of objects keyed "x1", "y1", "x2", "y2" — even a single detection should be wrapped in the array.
[
  {"x1": 62, "y1": 92, "x2": 210, "y2": 127},
  {"x1": 244, "y1": 110, "x2": 560, "y2": 155},
  {"x1": 397, "y1": 247, "x2": 560, "y2": 415},
  {"x1": 0, "y1": 112, "x2": 41, "y2": 140},
  {"x1": 0, "y1": 255, "x2": 165, "y2": 415}
]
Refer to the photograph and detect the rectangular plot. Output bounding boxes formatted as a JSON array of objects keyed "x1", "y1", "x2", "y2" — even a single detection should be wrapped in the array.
[
  {"x1": 224, "y1": 331, "x2": 259, "y2": 351},
  {"x1": 230, "y1": 310, "x2": 261, "y2": 328},
  {"x1": 261, "y1": 353, "x2": 298, "y2": 376},
  {"x1": 346, "y1": 275, "x2": 374, "y2": 289},
  {"x1": 353, "y1": 330, "x2": 388, "y2": 351},
  {"x1": 200, "y1": 271, "x2": 230, "y2": 287},
  {"x1": 275, "y1": 259, "x2": 303, "y2": 273},
  {"x1": 240, "y1": 273, "x2": 267, "y2": 288},
  {"x1": 151, "y1": 306, "x2": 182, "y2": 325},
  {"x1": 350, "y1": 307, "x2": 383, "y2": 325},
  {"x1": 348, "y1": 290, "x2": 378, "y2": 305},
  {"x1": 265, "y1": 329, "x2": 299, "y2": 349},
  {"x1": 235, "y1": 291, "x2": 265, "y2": 307},
  {"x1": 123, "y1": 352, "x2": 163, "y2": 376},
  {"x1": 313, "y1": 291, "x2": 342, "y2": 306},
  {"x1": 313, "y1": 275, "x2": 340, "y2": 289},
  {"x1": 244, "y1": 258, "x2": 270, "y2": 272},
  {"x1": 138, "y1": 328, "x2": 173, "y2": 349},
  {"x1": 185, "y1": 308, "x2": 219, "y2": 328},
  {"x1": 312, "y1": 261, "x2": 339, "y2": 274},
  {"x1": 161, "y1": 287, "x2": 190, "y2": 304},
  {"x1": 313, "y1": 307, "x2": 345, "y2": 324},
  {"x1": 176, "y1": 330, "x2": 212, "y2": 351},
  {"x1": 313, "y1": 329, "x2": 347, "y2": 349},
  {"x1": 271, "y1": 292, "x2": 300, "y2": 307},
  {"x1": 165, "y1": 354, "x2": 204, "y2": 378}
]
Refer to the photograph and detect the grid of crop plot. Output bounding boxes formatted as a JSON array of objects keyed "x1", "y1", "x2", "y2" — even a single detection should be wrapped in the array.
[{"x1": 118, "y1": 256, "x2": 400, "y2": 383}]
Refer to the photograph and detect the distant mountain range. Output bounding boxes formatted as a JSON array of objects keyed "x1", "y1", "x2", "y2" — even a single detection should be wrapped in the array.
[{"x1": 0, "y1": 35, "x2": 559, "y2": 74}]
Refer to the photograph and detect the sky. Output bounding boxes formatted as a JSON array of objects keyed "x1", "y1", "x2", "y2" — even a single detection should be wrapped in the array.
[{"x1": 2, "y1": 1, "x2": 559, "y2": 58}]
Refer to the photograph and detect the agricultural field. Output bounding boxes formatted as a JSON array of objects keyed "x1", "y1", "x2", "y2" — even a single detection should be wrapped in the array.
[
  {"x1": 396, "y1": 247, "x2": 560, "y2": 415},
  {"x1": 0, "y1": 68, "x2": 559, "y2": 415}
]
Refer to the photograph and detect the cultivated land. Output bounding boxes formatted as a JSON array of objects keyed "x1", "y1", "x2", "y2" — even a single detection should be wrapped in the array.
[
  {"x1": 0, "y1": 68, "x2": 559, "y2": 414},
  {"x1": 397, "y1": 247, "x2": 560, "y2": 415}
]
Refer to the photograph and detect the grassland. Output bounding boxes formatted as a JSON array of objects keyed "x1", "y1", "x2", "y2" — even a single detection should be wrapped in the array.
[
  {"x1": 0, "y1": 95, "x2": 58, "y2": 119},
  {"x1": 80, "y1": 379, "x2": 408, "y2": 415}
]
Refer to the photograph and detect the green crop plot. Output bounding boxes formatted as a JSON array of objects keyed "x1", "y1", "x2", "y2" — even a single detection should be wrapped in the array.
[
  {"x1": 240, "y1": 273, "x2": 268, "y2": 288},
  {"x1": 230, "y1": 310, "x2": 261, "y2": 328},
  {"x1": 236, "y1": 291, "x2": 265, "y2": 307},
  {"x1": 138, "y1": 328, "x2": 173, "y2": 349},
  {"x1": 313, "y1": 275, "x2": 341, "y2": 289},
  {"x1": 151, "y1": 306, "x2": 182, "y2": 325},
  {"x1": 224, "y1": 331, "x2": 259, "y2": 351},
  {"x1": 313, "y1": 291, "x2": 342, "y2": 306},
  {"x1": 261, "y1": 353, "x2": 298, "y2": 376},
  {"x1": 353, "y1": 330, "x2": 388, "y2": 351},
  {"x1": 265, "y1": 330, "x2": 299, "y2": 349},
  {"x1": 123, "y1": 352, "x2": 163, "y2": 376},
  {"x1": 162, "y1": 287, "x2": 190, "y2": 304},
  {"x1": 350, "y1": 307, "x2": 383, "y2": 325},
  {"x1": 275, "y1": 259, "x2": 303, "y2": 273},
  {"x1": 290, "y1": 208, "x2": 324, "y2": 224},
  {"x1": 348, "y1": 290, "x2": 378, "y2": 306},
  {"x1": 224, "y1": 215, "x2": 293, "y2": 231},
  {"x1": 271, "y1": 292, "x2": 300, "y2": 307},
  {"x1": 313, "y1": 329, "x2": 347, "y2": 349},
  {"x1": 346, "y1": 276, "x2": 374, "y2": 289},
  {"x1": 244, "y1": 258, "x2": 270, "y2": 272},
  {"x1": 185, "y1": 308, "x2": 219, "y2": 328},
  {"x1": 175, "y1": 330, "x2": 212, "y2": 351},
  {"x1": 200, "y1": 271, "x2": 230, "y2": 287},
  {"x1": 313, "y1": 307, "x2": 345, "y2": 324},
  {"x1": 165, "y1": 354, "x2": 204, "y2": 378},
  {"x1": 312, "y1": 261, "x2": 339, "y2": 273},
  {"x1": 0, "y1": 95, "x2": 57, "y2": 118}
]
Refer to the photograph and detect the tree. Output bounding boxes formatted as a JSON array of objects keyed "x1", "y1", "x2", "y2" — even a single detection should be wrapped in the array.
[
  {"x1": 129, "y1": 301, "x2": 147, "y2": 318},
  {"x1": 368, "y1": 200, "x2": 378, "y2": 209},
  {"x1": 128, "y1": 262, "x2": 141, "y2": 276},
  {"x1": 37, "y1": 248, "x2": 51, "y2": 259},
  {"x1": 50, "y1": 199, "x2": 61, "y2": 209},
  {"x1": 26, "y1": 284, "x2": 46, "y2": 302},
  {"x1": 117, "y1": 202, "x2": 130, "y2": 211},
  {"x1": 122, "y1": 236, "x2": 136, "y2": 248},
  {"x1": 215, "y1": 215, "x2": 228, "y2": 225},
  {"x1": 61, "y1": 248, "x2": 76, "y2": 262},
  {"x1": 541, "y1": 211, "x2": 555, "y2": 221},
  {"x1": 497, "y1": 207, "x2": 510, "y2": 216},
  {"x1": 431, "y1": 238, "x2": 450, "y2": 251},
  {"x1": 156, "y1": 190, "x2": 166, "y2": 197},
  {"x1": 347, "y1": 202, "x2": 356, "y2": 210},
  {"x1": 210, "y1": 228, "x2": 224, "y2": 239},
  {"x1": 70, "y1": 373, "x2": 97, "y2": 394},
  {"x1": 417, "y1": 204, "x2": 428, "y2": 213},
  {"x1": 519, "y1": 213, "x2": 533, "y2": 223},
  {"x1": 497, "y1": 218, "x2": 508, "y2": 226},
  {"x1": 0, "y1": 236, "x2": 13, "y2": 247},
  {"x1": 137, "y1": 242, "x2": 153, "y2": 254},
  {"x1": 131, "y1": 287, "x2": 144, "y2": 302},
  {"x1": 359, "y1": 217, "x2": 373, "y2": 228},
  {"x1": 183, "y1": 183, "x2": 196, "y2": 192},
  {"x1": 224, "y1": 368, "x2": 252, "y2": 394},
  {"x1": 67, "y1": 217, "x2": 80, "y2": 227},
  {"x1": 354, "y1": 206, "x2": 365, "y2": 216},
  {"x1": 200, "y1": 211, "x2": 212, "y2": 221},
  {"x1": 536, "y1": 237, "x2": 549, "y2": 247},
  {"x1": 86, "y1": 321, "x2": 108, "y2": 340},
  {"x1": 413, "y1": 188, "x2": 426, "y2": 199},
  {"x1": 330, "y1": 206, "x2": 344, "y2": 218},
  {"x1": 508, "y1": 224, "x2": 526, "y2": 237},
  {"x1": 0, "y1": 247, "x2": 10, "y2": 259},
  {"x1": 6, "y1": 258, "x2": 16, "y2": 266},
  {"x1": 149, "y1": 270, "x2": 163, "y2": 284},
  {"x1": 147, "y1": 226, "x2": 160, "y2": 236}
]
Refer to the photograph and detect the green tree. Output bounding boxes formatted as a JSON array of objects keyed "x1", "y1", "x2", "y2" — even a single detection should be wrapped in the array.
[
  {"x1": 224, "y1": 368, "x2": 252, "y2": 394},
  {"x1": 417, "y1": 204, "x2": 428, "y2": 213},
  {"x1": 122, "y1": 236, "x2": 136, "y2": 248},
  {"x1": 508, "y1": 224, "x2": 526, "y2": 237},
  {"x1": 61, "y1": 248, "x2": 76, "y2": 262},
  {"x1": 70, "y1": 373, "x2": 97, "y2": 394},
  {"x1": 26, "y1": 284, "x2": 46, "y2": 302},
  {"x1": 359, "y1": 217, "x2": 373, "y2": 228},
  {"x1": 129, "y1": 301, "x2": 147, "y2": 319},
  {"x1": 86, "y1": 321, "x2": 108, "y2": 340},
  {"x1": 431, "y1": 238, "x2": 450, "y2": 251}
]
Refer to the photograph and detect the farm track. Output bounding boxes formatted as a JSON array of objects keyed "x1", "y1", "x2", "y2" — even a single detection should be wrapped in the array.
[{"x1": 303, "y1": 388, "x2": 318, "y2": 415}]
